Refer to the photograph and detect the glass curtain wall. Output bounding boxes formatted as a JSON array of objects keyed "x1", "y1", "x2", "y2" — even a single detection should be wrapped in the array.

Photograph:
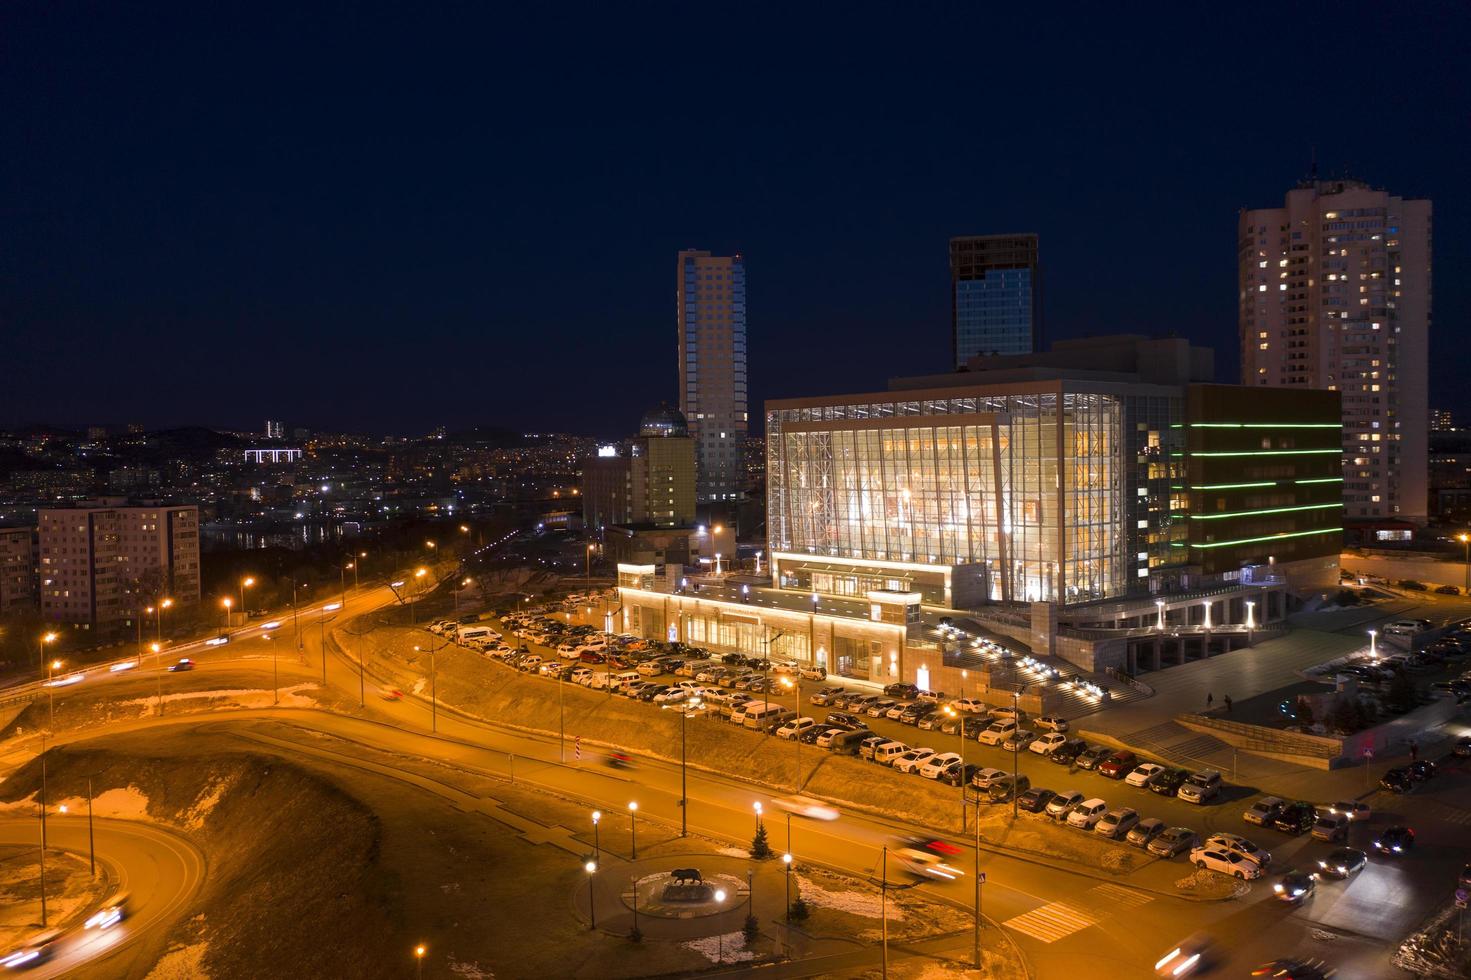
[{"x1": 769, "y1": 388, "x2": 1125, "y2": 605}]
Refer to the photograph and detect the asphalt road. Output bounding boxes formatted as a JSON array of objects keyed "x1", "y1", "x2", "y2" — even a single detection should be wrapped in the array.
[
  {"x1": 4, "y1": 582, "x2": 1461, "y2": 978},
  {"x1": 0, "y1": 817, "x2": 205, "y2": 980}
]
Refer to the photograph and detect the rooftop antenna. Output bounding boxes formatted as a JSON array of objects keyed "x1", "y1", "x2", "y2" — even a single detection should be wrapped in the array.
[{"x1": 1309, "y1": 145, "x2": 1319, "y2": 182}]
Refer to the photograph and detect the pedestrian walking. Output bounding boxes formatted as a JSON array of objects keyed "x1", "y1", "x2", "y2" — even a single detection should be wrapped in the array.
[
  {"x1": 1206, "y1": 693, "x2": 1214, "y2": 710},
  {"x1": 1224, "y1": 694, "x2": 1233, "y2": 714}
]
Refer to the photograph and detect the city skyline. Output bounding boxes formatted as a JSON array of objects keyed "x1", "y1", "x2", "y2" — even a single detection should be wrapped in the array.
[{"x1": 2, "y1": 5, "x2": 1465, "y2": 435}]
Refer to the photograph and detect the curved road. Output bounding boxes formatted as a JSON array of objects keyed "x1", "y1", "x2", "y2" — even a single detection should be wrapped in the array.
[{"x1": 0, "y1": 817, "x2": 205, "y2": 979}]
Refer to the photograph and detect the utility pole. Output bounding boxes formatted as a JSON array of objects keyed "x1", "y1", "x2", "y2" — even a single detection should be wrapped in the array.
[
  {"x1": 880, "y1": 845, "x2": 889, "y2": 980},
  {"x1": 87, "y1": 777, "x2": 96, "y2": 877},
  {"x1": 39, "y1": 747, "x2": 48, "y2": 927}
]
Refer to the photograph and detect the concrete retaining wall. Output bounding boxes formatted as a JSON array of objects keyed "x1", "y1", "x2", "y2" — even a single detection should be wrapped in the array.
[{"x1": 1341, "y1": 554, "x2": 1470, "y2": 590}]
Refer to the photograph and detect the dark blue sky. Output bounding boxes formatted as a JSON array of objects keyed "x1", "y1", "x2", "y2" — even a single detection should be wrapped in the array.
[{"x1": 3, "y1": 2, "x2": 1467, "y2": 437}]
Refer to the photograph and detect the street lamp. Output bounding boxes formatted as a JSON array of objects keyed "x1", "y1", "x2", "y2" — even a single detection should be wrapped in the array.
[
  {"x1": 783, "y1": 853, "x2": 793, "y2": 923},
  {"x1": 1369, "y1": 629, "x2": 1378, "y2": 661},
  {"x1": 1245, "y1": 599, "x2": 1256, "y2": 645},
  {"x1": 414, "y1": 944, "x2": 426, "y2": 980},
  {"x1": 1461, "y1": 533, "x2": 1470, "y2": 593},
  {"x1": 676, "y1": 699, "x2": 702, "y2": 836},
  {"x1": 150, "y1": 642, "x2": 163, "y2": 713},
  {"x1": 1202, "y1": 599, "x2": 1212, "y2": 631},
  {"x1": 1155, "y1": 599, "x2": 1166, "y2": 631},
  {"x1": 945, "y1": 704, "x2": 966, "y2": 825},
  {"x1": 585, "y1": 860, "x2": 598, "y2": 929},
  {"x1": 414, "y1": 644, "x2": 437, "y2": 733},
  {"x1": 753, "y1": 800, "x2": 763, "y2": 836},
  {"x1": 585, "y1": 543, "x2": 595, "y2": 580},
  {"x1": 628, "y1": 801, "x2": 638, "y2": 859},
  {"x1": 221, "y1": 597, "x2": 232, "y2": 634},
  {"x1": 44, "y1": 649, "x2": 61, "y2": 730},
  {"x1": 591, "y1": 811, "x2": 601, "y2": 862},
  {"x1": 714, "y1": 889, "x2": 728, "y2": 964},
  {"x1": 239, "y1": 576, "x2": 255, "y2": 624}
]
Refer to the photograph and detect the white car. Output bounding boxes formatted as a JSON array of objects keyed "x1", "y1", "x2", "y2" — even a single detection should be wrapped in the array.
[
  {"x1": 538, "y1": 661, "x2": 564, "y2": 677},
  {"x1": 977, "y1": 721, "x2": 1016, "y2": 746},
  {"x1": 1066, "y1": 798, "x2": 1108, "y2": 829},
  {"x1": 953, "y1": 697, "x2": 988, "y2": 713},
  {"x1": 1045, "y1": 790, "x2": 1085, "y2": 820},
  {"x1": 919, "y1": 751, "x2": 963, "y2": 779},
  {"x1": 1095, "y1": 807, "x2": 1140, "y2": 839},
  {"x1": 970, "y1": 767, "x2": 1010, "y2": 789},
  {"x1": 652, "y1": 687, "x2": 689, "y2": 704},
  {"x1": 1190, "y1": 846, "x2": 1263, "y2": 879},
  {"x1": 1125, "y1": 763, "x2": 1166, "y2": 788},
  {"x1": 884, "y1": 704, "x2": 909, "y2": 721},
  {"x1": 1204, "y1": 833, "x2": 1271, "y2": 868},
  {"x1": 892, "y1": 748, "x2": 937, "y2": 774},
  {"x1": 1030, "y1": 732, "x2": 1069, "y2": 756},
  {"x1": 1035, "y1": 715, "x2": 1070, "y2": 733},
  {"x1": 769, "y1": 795, "x2": 839, "y2": 821},
  {"x1": 776, "y1": 717, "x2": 819, "y2": 740}
]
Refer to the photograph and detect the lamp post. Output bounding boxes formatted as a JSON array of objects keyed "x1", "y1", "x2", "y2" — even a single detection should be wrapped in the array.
[
  {"x1": 678, "y1": 700, "x2": 702, "y2": 837},
  {"x1": 973, "y1": 797, "x2": 984, "y2": 966},
  {"x1": 45, "y1": 654, "x2": 61, "y2": 730},
  {"x1": 585, "y1": 543, "x2": 595, "y2": 581},
  {"x1": 783, "y1": 852, "x2": 793, "y2": 922},
  {"x1": 591, "y1": 811, "x2": 601, "y2": 862},
  {"x1": 585, "y1": 860, "x2": 598, "y2": 929},
  {"x1": 753, "y1": 800, "x2": 763, "y2": 837},
  {"x1": 1155, "y1": 599, "x2": 1165, "y2": 631},
  {"x1": 239, "y1": 576, "x2": 255, "y2": 624},
  {"x1": 39, "y1": 632, "x2": 57, "y2": 726},
  {"x1": 1202, "y1": 599, "x2": 1212, "y2": 631},
  {"x1": 38, "y1": 746, "x2": 48, "y2": 927},
  {"x1": 155, "y1": 597, "x2": 173, "y2": 645},
  {"x1": 414, "y1": 644, "x2": 437, "y2": 733},
  {"x1": 714, "y1": 889, "x2": 727, "y2": 964},
  {"x1": 86, "y1": 777, "x2": 95, "y2": 877},
  {"x1": 292, "y1": 582, "x2": 306, "y2": 649},
  {"x1": 1245, "y1": 599, "x2": 1256, "y2": 646},
  {"x1": 411, "y1": 568, "x2": 427, "y2": 625},
  {"x1": 628, "y1": 801, "x2": 638, "y2": 859},
  {"x1": 150, "y1": 642, "x2": 163, "y2": 714},
  {"x1": 1369, "y1": 629, "x2": 1378, "y2": 662},
  {"x1": 1460, "y1": 533, "x2": 1470, "y2": 594},
  {"x1": 1011, "y1": 689, "x2": 1023, "y2": 820},
  {"x1": 762, "y1": 629, "x2": 788, "y2": 733},
  {"x1": 221, "y1": 597, "x2": 232, "y2": 636},
  {"x1": 414, "y1": 944, "x2": 426, "y2": 980},
  {"x1": 354, "y1": 551, "x2": 365, "y2": 591},
  {"x1": 780, "y1": 676, "x2": 802, "y2": 791},
  {"x1": 945, "y1": 704, "x2": 966, "y2": 826}
]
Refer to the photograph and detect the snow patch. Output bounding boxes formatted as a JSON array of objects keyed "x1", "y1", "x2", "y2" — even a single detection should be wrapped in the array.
[
  {"x1": 0, "y1": 794, "x2": 37, "y2": 814},
  {"x1": 411, "y1": 678, "x2": 428, "y2": 696},
  {"x1": 717, "y1": 847, "x2": 750, "y2": 859},
  {"x1": 448, "y1": 958, "x2": 494, "y2": 980},
  {"x1": 145, "y1": 942, "x2": 210, "y2": 980},
  {"x1": 681, "y1": 932, "x2": 756, "y2": 963},
  {"x1": 793, "y1": 873, "x2": 902, "y2": 920},
  {"x1": 116, "y1": 683, "x2": 320, "y2": 711},
  {"x1": 51, "y1": 786, "x2": 152, "y2": 820},
  {"x1": 183, "y1": 775, "x2": 235, "y2": 831}
]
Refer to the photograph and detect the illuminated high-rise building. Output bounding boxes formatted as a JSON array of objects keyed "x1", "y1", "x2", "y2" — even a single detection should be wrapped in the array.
[
  {"x1": 950, "y1": 234, "x2": 1040, "y2": 366},
  {"x1": 1238, "y1": 178, "x2": 1431, "y2": 520},
  {"x1": 677, "y1": 249, "x2": 746, "y2": 502}
]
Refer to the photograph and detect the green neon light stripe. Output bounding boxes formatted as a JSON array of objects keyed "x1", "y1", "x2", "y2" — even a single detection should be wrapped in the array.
[
  {"x1": 1193, "y1": 481, "x2": 1276, "y2": 490},
  {"x1": 1189, "y1": 423, "x2": 1340, "y2": 429},
  {"x1": 1188, "y1": 449, "x2": 1342, "y2": 458},
  {"x1": 1190, "y1": 527, "x2": 1342, "y2": 550},
  {"x1": 1191, "y1": 503, "x2": 1344, "y2": 521},
  {"x1": 1295, "y1": 477, "x2": 1344, "y2": 484}
]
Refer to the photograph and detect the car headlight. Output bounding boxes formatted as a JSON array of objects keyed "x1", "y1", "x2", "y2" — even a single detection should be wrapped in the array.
[
  {"x1": 1273, "y1": 883, "x2": 1284, "y2": 892},
  {"x1": 1393, "y1": 845, "x2": 1402, "y2": 852}
]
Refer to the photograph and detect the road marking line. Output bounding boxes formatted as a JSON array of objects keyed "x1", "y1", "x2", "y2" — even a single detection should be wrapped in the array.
[{"x1": 1087, "y1": 882, "x2": 1152, "y2": 909}]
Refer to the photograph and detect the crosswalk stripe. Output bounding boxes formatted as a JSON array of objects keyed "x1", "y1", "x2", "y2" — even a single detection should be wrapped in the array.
[
  {"x1": 1002, "y1": 901, "x2": 1095, "y2": 943},
  {"x1": 1087, "y1": 882, "x2": 1152, "y2": 909}
]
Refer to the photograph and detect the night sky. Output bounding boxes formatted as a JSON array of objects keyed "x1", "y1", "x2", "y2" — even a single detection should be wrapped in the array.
[{"x1": 3, "y1": 3, "x2": 1467, "y2": 438}]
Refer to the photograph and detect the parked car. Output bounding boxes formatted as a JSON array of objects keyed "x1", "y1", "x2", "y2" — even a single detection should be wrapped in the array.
[
  {"x1": 1124, "y1": 763, "x2": 1166, "y2": 788},
  {"x1": 987, "y1": 774, "x2": 1030, "y2": 802},
  {"x1": 1002, "y1": 730, "x2": 1037, "y2": 752},
  {"x1": 1372, "y1": 825, "x2": 1416, "y2": 855},
  {"x1": 866, "y1": 698, "x2": 899, "y2": 718},
  {"x1": 893, "y1": 748, "x2": 938, "y2": 774},
  {"x1": 809, "y1": 686, "x2": 845, "y2": 706},
  {"x1": 1098, "y1": 751, "x2": 1138, "y2": 779},
  {"x1": 1031, "y1": 732, "x2": 1069, "y2": 756},
  {"x1": 1178, "y1": 770, "x2": 1222, "y2": 804},
  {"x1": 953, "y1": 697, "x2": 988, "y2": 714},
  {"x1": 1075, "y1": 745, "x2": 1112, "y2": 771},
  {"x1": 776, "y1": 717, "x2": 819, "y2": 740},
  {"x1": 1272, "y1": 870, "x2": 1317, "y2": 904},
  {"x1": 813, "y1": 729, "x2": 849, "y2": 749},
  {"x1": 1191, "y1": 846, "x2": 1263, "y2": 880},
  {"x1": 1045, "y1": 790, "x2": 1085, "y2": 821},
  {"x1": 970, "y1": 767, "x2": 1010, "y2": 789},
  {"x1": 1148, "y1": 768, "x2": 1190, "y2": 796},
  {"x1": 1409, "y1": 759, "x2": 1437, "y2": 782},
  {"x1": 977, "y1": 721, "x2": 1017, "y2": 746},
  {"x1": 1066, "y1": 798, "x2": 1109, "y2": 829},
  {"x1": 941, "y1": 763, "x2": 983, "y2": 787},
  {"x1": 1035, "y1": 715, "x2": 1070, "y2": 733},
  {"x1": 1095, "y1": 807, "x2": 1140, "y2": 839},
  {"x1": 899, "y1": 703, "x2": 938, "y2": 725},
  {"x1": 1051, "y1": 739, "x2": 1090, "y2": 765},
  {"x1": 857, "y1": 734, "x2": 889, "y2": 759},
  {"x1": 1125, "y1": 817, "x2": 1166, "y2": 848},
  {"x1": 1205, "y1": 833, "x2": 1271, "y2": 868},
  {"x1": 1147, "y1": 826, "x2": 1199, "y2": 858},
  {"x1": 1273, "y1": 801, "x2": 1318, "y2": 835},
  {"x1": 1316, "y1": 847, "x2": 1367, "y2": 879},
  {"x1": 1017, "y1": 787, "x2": 1057, "y2": 814},
  {"x1": 916, "y1": 689, "x2": 947, "y2": 704},
  {"x1": 1244, "y1": 797, "x2": 1287, "y2": 827},
  {"x1": 919, "y1": 752, "x2": 963, "y2": 779},
  {"x1": 825, "y1": 711, "x2": 865, "y2": 729},
  {"x1": 884, "y1": 683, "x2": 920, "y2": 699}
]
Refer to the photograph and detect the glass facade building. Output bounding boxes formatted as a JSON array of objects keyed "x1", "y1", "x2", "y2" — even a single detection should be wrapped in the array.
[
  {"x1": 766, "y1": 382, "x2": 1176, "y2": 607},
  {"x1": 951, "y1": 234, "x2": 1040, "y2": 366},
  {"x1": 677, "y1": 250, "x2": 747, "y2": 502}
]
